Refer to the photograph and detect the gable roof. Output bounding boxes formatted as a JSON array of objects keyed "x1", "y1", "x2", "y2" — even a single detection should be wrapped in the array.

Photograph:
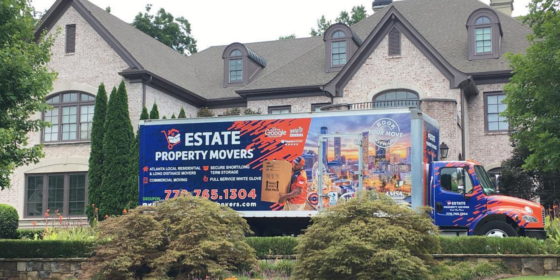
[{"x1": 37, "y1": 0, "x2": 531, "y2": 105}]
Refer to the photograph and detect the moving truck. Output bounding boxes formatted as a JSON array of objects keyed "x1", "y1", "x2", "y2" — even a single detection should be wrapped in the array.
[{"x1": 138, "y1": 108, "x2": 546, "y2": 238}]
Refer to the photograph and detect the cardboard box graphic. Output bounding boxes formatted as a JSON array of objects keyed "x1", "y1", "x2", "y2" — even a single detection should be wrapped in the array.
[{"x1": 261, "y1": 160, "x2": 292, "y2": 203}]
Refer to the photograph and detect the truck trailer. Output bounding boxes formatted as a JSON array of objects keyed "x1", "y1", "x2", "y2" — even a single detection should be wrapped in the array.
[{"x1": 138, "y1": 108, "x2": 546, "y2": 238}]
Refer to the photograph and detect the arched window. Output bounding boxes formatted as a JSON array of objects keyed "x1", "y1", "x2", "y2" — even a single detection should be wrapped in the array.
[
  {"x1": 43, "y1": 92, "x2": 95, "y2": 142},
  {"x1": 229, "y1": 49, "x2": 243, "y2": 83},
  {"x1": 467, "y1": 9, "x2": 502, "y2": 60},
  {"x1": 373, "y1": 90, "x2": 419, "y2": 108},
  {"x1": 323, "y1": 24, "x2": 362, "y2": 73}
]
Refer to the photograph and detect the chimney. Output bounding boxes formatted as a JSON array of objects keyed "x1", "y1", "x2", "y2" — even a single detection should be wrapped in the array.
[
  {"x1": 373, "y1": 0, "x2": 393, "y2": 12},
  {"x1": 490, "y1": 0, "x2": 514, "y2": 17}
]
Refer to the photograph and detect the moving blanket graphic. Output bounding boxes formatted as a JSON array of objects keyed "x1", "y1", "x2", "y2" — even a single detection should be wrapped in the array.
[{"x1": 139, "y1": 111, "x2": 414, "y2": 212}]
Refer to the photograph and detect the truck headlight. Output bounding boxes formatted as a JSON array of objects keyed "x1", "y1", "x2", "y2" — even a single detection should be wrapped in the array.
[
  {"x1": 524, "y1": 206, "x2": 533, "y2": 214},
  {"x1": 522, "y1": 215, "x2": 538, "y2": 223}
]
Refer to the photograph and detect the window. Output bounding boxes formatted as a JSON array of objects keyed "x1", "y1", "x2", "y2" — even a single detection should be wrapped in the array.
[
  {"x1": 25, "y1": 173, "x2": 87, "y2": 217},
  {"x1": 388, "y1": 28, "x2": 401, "y2": 56},
  {"x1": 332, "y1": 41, "x2": 347, "y2": 66},
  {"x1": 66, "y1": 24, "x2": 76, "y2": 53},
  {"x1": 311, "y1": 103, "x2": 330, "y2": 112},
  {"x1": 44, "y1": 92, "x2": 95, "y2": 142},
  {"x1": 485, "y1": 92, "x2": 508, "y2": 132},
  {"x1": 475, "y1": 27, "x2": 492, "y2": 54},
  {"x1": 229, "y1": 50, "x2": 243, "y2": 83},
  {"x1": 373, "y1": 90, "x2": 419, "y2": 108},
  {"x1": 440, "y1": 167, "x2": 473, "y2": 194},
  {"x1": 467, "y1": 10, "x2": 501, "y2": 60},
  {"x1": 268, "y1": 106, "x2": 291, "y2": 114}
]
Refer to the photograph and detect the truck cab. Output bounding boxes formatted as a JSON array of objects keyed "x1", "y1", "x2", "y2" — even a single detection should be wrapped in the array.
[{"x1": 428, "y1": 161, "x2": 546, "y2": 239}]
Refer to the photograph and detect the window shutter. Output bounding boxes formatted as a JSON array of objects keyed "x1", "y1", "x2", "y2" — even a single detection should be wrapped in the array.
[
  {"x1": 388, "y1": 28, "x2": 401, "y2": 56},
  {"x1": 66, "y1": 25, "x2": 76, "y2": 53}
]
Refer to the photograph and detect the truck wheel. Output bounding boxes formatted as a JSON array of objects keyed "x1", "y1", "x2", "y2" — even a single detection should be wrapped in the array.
[{"x1": 476, "y1": 221, "x2": 518, "y2": 237}]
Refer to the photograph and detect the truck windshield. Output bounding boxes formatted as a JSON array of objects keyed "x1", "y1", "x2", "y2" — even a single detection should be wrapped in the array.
[{"x1": 474, "y1": 165, "x2": 496, "y2": 195}]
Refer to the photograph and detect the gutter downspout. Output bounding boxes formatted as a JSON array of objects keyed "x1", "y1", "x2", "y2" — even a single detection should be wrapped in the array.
[
  {"x1": 461, "y1": 86, "x2": 466, "y2": 160},
  {"x1": 142, "y1": 75, "x2": 153, "y2": 108}
]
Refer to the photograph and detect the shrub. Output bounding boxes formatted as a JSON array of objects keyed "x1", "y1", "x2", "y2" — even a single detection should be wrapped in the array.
[
  {"x1": 244, "y1": 108, "x2": 261, "y2": 115},
  {"x1": 197, "y1": 107, "x2": 215, "y2": 117},
  {"x1": 245, "y1": 237, "x2": 298, "y2": 256},
  {"x1": 17, "y1": 229, "x2": 44, "y2": 240},
  {"x1": 0, "y1": 204, "x2": 18, "y2": 239},
  {"x1": 0, "y1": 240, "x2": 94, "y2": 258},
  {"x1": 430, "y1": 261, "x2": 508, "y2": 280},
  {"x1": 222, "y1": 108, "x2": 241, "y2": 116},
  {"x1": 83, "y1": 195, "x2": 256, "y2": 280},
  {"x1": 293, "y1": 196, "x2": 440, "y2": 280},
  {"x1": 438, "y1": 236, "x2": 547, "y2": 255}
]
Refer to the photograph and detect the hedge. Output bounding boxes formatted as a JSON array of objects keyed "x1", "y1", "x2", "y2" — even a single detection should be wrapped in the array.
[
  {"x1": 17, "y1": 229, "x2": 44, "y2": 240},
  {"x1": 245, "y1": 237, "x2": 298, "y2": 256},
  {"x1": 438, "y1": 236, "x2": 553, "y2": 255},
  {"x1": 0, "y1": 240, "x2": 94, "y2": 258}
]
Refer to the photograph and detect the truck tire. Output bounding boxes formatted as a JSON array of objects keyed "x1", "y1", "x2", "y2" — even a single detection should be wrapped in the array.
[{"x1": 476, "y1": 221, "x2": 518, "y2": 238}]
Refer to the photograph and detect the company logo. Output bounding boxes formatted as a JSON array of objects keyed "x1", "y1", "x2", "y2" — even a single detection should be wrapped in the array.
[
  {"x1": 308, "y1": 193, "x2": 319, "y2": 206},
  {"x1": 161, "y1": 128, "x2": 181, "y2": 150},
  {"x1": 290, "y1": 127, "x2": 304, "y2": 137},
  {"x1": 369, "y1": 118, "x2": 403, "y2": 148},
  {"x1": 265, "y1": 127, "x2": 287, "y2": 138},
  {"x1": 446, "y1": 200, "x2": 452, "y2": 206}
]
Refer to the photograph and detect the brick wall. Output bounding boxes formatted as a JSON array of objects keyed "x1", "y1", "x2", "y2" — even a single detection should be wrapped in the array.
[{"x1": 248, "y1": 96, "x2": 331, "y2": 114}]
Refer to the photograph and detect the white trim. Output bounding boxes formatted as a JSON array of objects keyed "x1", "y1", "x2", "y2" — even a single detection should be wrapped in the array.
[
  {"x1": 367, "y1": 83, "x2": 425, "y2": 101},
  {"x1": 50, "y1": 81, "x2": 98, "y2": 97}
]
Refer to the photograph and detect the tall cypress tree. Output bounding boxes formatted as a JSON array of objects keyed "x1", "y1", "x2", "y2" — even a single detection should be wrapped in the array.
[
  {"x1": 149, "y1": 102, "x2": 160, "y2": 119},
  {"x1": 178, "y1": 107, "x2": 186, "y2": 118},
  {"x1": 127, "y1": 106, "x2": 150, "y2": 210},
  {"x1": 100, "y1": 81, "x2": 134, "y2": 217},
  {"x1": 86, "y1": 83, "x2": 108, "y2": 222}
]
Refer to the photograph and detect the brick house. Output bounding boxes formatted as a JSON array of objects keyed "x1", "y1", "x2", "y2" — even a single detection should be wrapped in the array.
[{"x1": 0, "y1": 0, "x2": 528, "y2": 226}]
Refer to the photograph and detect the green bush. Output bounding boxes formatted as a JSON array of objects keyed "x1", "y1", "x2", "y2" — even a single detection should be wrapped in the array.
[
  {"x1": 0, "y1": 240, "x2": 94, "y2": 258},
  {"x1": 0, "y1": 204, "x2": 18, "y2": 239},
  {"x1": 83, "y1": 195, "x2": 256, "y2": 280},
  {"x1": 245, "y1": 237, "x2": 298, "y2": 256},
  {"x1": 293, "y1": 196, "x2": 440, "y2": 280},
  {"x1": 17, "y1": 229, "x2": 44, "y2": 240},
  {"x1": 430, "y1": 261, "x2": 508, "y2": 280},
  {"x1": 438, "y1": 236, "x2": 547, "y2": 255}
]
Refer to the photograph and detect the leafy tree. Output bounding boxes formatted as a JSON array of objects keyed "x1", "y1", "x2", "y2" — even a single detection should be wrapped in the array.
[
  {"x1": 310, "y1": 15, "x2": 332, "y2": 37},
  {"x1": 83, "y1": 196, "x2": 256, "y2": 279},
  {"x1": 279, "y1": 34, "x2": 296, "y2": 40},
  {"x1": 503, "y1": 0, "x2": 560, "y2": 172},
  {"x1": 105, "y1": 6, "x2": 111, "y2": 13},
  {"x1": 0, "y1": 0, "x2": 57, "y2": 190},
  {"x1": 149, "y1": 102, "x2": 160, "y2": 119},
  {"x1": 178, "y1": 107, "x2": 187, "y2": 118},
  {"x1": 500, "y1": 142, "x2": 560, "y2": 208},
  {"x1": 293, "y1": 195, "x2": 439, "y2": 280},
  {"x1": 310, "y1": 5, "x2": 368, "y2": 36},
  {"x1": 86, "y1": 84, "x2": 108, "y2": 222},
  {"x1": 100, "y1": 82, "x2": 134, "y2": 218},
  {"x1": 197, "y1": 107, "x2": 215, "y2": 117},
  {"x1": 127, "y1": 107, "x2": 149, "y2": 212},
  {"x1": 132, "y1": 4, "x2": 197, "y2": 55}
]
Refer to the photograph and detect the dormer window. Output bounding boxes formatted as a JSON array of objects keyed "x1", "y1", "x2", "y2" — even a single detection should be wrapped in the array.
[
  {"x1": 324, "y1": 24, "x2": 362, "y2": 73},
  {"x1": 223, "y1": 43, "x2": 267, "y2": 87},
  {"x1": 467, "y1": 9, "x2": 502, "y2": 60},
  {"x1": 332, "y1": 31, "x2": 347, "y2": 66},
  {"x1": 229, "y1": 50, "x2": 243, "y2": 83}
]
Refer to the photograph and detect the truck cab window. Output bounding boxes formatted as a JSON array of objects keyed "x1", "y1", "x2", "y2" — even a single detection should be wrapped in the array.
[{"x1": 440, "y1": 167, "x2": 473, "y2": 194}]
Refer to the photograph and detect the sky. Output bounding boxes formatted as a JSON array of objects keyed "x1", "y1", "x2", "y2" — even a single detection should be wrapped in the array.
[{"x1": 31, "y1": 0, "x2": 531, "y2": 52}]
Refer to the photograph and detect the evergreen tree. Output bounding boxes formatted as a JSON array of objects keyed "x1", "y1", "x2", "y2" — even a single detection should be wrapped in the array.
[
  {"x1": 100, "y1": 81, "x2": 134, "y2": 218},
  {"x1": 127, "y1": 106, "x2": 150, "y2": 211},
  {"x1": 86, "y1": 83, "x2": 108, "y2": 222},
  {"x1": 171, "y1": 113, "x2": 176, "y2": 119},
  {"x1": 178, "y1": 107, "x2": 186, "y2": 118},
  {"x1": 149, "y1": 102, "x2": 160, "y2": 119}
]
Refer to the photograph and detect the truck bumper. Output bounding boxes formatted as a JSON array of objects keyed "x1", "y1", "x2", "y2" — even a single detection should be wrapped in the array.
[{"x1": 524, "y1": 229, "x2": 547, "y2": 239}]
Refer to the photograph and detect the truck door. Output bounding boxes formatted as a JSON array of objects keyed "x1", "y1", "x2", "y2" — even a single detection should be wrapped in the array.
[{"x1": 433, "y1": 165, "x2": 482, "y2": 228}]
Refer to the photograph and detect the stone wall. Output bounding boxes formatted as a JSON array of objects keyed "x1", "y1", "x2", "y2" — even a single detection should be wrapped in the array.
[
  {"x1": 248, "y1": 96, "x2": 331, "y2": 114},
  {"x1": 0, "y1": 258, "x2": 87, "y2": 280},
  {"x1": 434, "y1": 255, "x2": 560, "y2": 276}
]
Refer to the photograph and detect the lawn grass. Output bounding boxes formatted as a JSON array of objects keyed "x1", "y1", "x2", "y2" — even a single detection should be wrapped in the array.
[{"x1": 503, "y1": 276, "x2": 560, "y2": 279}]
